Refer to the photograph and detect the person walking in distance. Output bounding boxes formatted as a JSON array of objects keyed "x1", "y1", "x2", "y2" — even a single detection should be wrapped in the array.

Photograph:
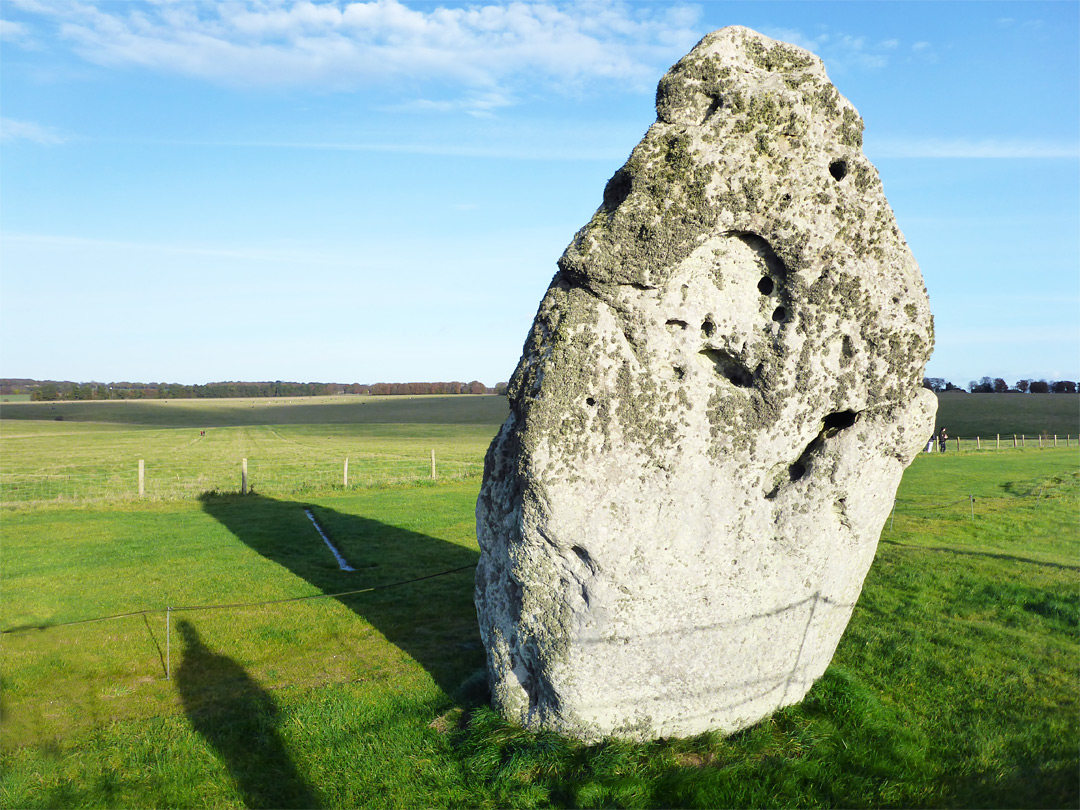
[{"x1": 939, "y1": 427, "x2": 948, "y2": 453}]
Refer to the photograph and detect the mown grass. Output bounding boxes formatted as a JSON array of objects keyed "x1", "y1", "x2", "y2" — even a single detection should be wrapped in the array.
[
  {"x1": 2, "y1": 392, "x2": 1075, "y2": 506},
  {"x1": 0, "y1": 417, "x2": 501, "y2": 505},
  {"x1": 2, "y1": 437, "x2": 1076, "y2": 807}
]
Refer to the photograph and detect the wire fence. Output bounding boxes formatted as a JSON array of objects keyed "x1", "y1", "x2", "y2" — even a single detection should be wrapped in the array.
[
  {"x1": 922, "y1": 433, "x2": 1074, "y2": 454},
  {"x1": 0, "y1": 452, "x2": 482, "y2": 507},
  {"x1": 2, "y1": 433, "x2": 1071, "y2": 507}
]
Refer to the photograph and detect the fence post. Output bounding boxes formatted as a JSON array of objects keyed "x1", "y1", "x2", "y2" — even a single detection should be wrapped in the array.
[
  {"x1": 1039, "y1": 434, "x2": 1043, "y2": 449},
  {"x1": 1021, "y1": 435, "x2": 1025, "y2": 448},
  {"x1": 344, "y1": 457, "x2": 349, "y2": 487},
  {"x1": 976, "y1": 436, "x2": 981, "y2": 451},
  {"x1": 430, "y1": 449, "x2": 436, "y2": 480},
  {"x1": 955, "y1": 436, "x2": 960, "y2": 453},
  {"x1": 1054, "y1": 435, "x2": 1058, "y2": 448},
  {"x1": 1013, "y1": 434, "x2": 1017, "y2": 448},
  {"x1": 138, "y1": 459, "x2": 145, "y2": 498},
  {"x1": 996, "y1": 434, "x2": 1000, "y2": 450},
  {"x1": 241, "y1": 458, "x2": 248, "y2": 495}
]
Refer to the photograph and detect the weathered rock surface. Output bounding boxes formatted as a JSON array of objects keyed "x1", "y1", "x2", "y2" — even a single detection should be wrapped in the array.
[{"x1": 475, "y1": 26, "x2": 936, "y2": 742}]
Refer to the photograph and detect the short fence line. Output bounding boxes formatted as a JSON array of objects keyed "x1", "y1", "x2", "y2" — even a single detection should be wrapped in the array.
[
  {"x1": 5, "y1": 435, "x2": 1072, "y2": 507},
  {"x1": 1, "y1": 449, "x2": 476, "y2": 507},
  {"x1": 921, "y1": 433, "x2": 1072, "y2": 454}
]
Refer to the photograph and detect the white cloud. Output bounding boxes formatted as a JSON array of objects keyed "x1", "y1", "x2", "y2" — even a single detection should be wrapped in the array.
[
  {"x1": 0, "y1": 18, "x2": 30, "y2": 41},
  {"x1": 13, "y1": 0, "x2": 703, "y2": 100},
  {"x1": 761, "y1": 25, "x2": 898, "y2": 74},
  {"x1": 0, "y1": 117, "x2": 66, "y2": 144},
  {"x1": 869, "y1": 136, "x2": 1080, "y2": 159},
  {"x1": 381, "y1": 90, "x2": 513, "y2": 118}
]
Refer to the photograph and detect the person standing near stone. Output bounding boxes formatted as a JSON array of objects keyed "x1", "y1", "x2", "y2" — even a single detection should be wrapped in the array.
[
  {"x1": 475, "y1": 25, "x2": 936, "y2": 742},
  {"x1": 939, "y1": 428, "x2": 948, "y2": 453}
]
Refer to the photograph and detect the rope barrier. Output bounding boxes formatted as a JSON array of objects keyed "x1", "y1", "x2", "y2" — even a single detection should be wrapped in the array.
[{"x1": 0, "y1": 563, "x2": 477, "y2": 636}]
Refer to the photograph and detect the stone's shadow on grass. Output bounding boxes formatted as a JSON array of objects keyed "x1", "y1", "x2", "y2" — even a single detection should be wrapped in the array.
[
  {"x1": 175, "y1": 620, "x2": 319, "y2": 809},
  {"x1": 197, "y1": 491, "x2": 483, "y2": 696}
]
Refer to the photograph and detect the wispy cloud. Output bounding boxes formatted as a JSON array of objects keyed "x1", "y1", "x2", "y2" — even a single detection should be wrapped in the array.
[
  {"x1": 869, "y1": 137, "x2": 1080, "y2": 159},
  {"x1": 215, "y1": 137, "x2": 627, "y2": 161},
  {"x1": 12, "y1": 0, "x2": 703, "y2": 101},
  {"x1": 0, "y1": 117, "x2": 66, "y2": 144},
  {"x1": 381, "y1": 90, "x2": 514, "y2": 118},
  {"x1": 761, "y1": 26, "x2": 899, "y2": 73},
  {"x1": 0, "y1": 17, "x2": 30, "y2": 42}
]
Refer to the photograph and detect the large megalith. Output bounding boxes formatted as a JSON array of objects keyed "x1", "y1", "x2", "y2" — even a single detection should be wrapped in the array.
[{"x1": 475, "y1": 26, "x2": 936, "y2": 742}]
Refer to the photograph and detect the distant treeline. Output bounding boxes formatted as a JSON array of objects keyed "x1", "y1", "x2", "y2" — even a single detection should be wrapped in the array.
[
  {"x1": 1, "y1": 379, "x2": 509, "y2": 401},
  {"x1": 924, "y1": 377, "x2": 1077, "y2": 394},
  {"x1": 5, "y1": 376, "x2": 1075, "y2": 402}
]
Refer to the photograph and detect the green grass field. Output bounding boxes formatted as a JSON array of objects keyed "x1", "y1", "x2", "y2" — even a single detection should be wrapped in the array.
[
  {"x1": 1, "y1": 395, "x2": 1077, "y2": 808},
  {"x1": 0, "y1": 396, "x2": 508, "y2": 505},
  {"x1": 2, "y1": 392, "x2": 1075, "y2": 507}
]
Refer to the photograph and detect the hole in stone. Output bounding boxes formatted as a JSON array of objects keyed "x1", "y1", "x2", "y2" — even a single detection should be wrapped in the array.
[
  {"x1": 701, "y1": 319, "x2": 716, "y2": 337},
  {"x1": 829, "y1": 160, "x2": 847, "y2": 181},
  {"x1": 638, "y1": 224, "x2": 649, "y2": 240},
  {"x1": 758, "y1": 276, "x2": 774, "y2": 295},
  {"x1": 772, "y1": 306, "x2": 787, "y2": 322},
  {"x1": 703, "y1": 96, "x2": 723, "y2": 122},
  {"x1": 789, "y1": 461, "x2": 807, "y2": 482},
  {"x1": 823, "y1": 410, "x2": 857, "y2": 433},
  {"x1": 673, "y1": 366, "x2": 686, "y2": 380},
  {"x1": 699, "y1": 349, "x2": 753, "y2": 387},
  {"x1": 841, "y1": 335, "x2": 854, "y2": 359},
  {"x1": 585, "y1": 397, "x2": 596, "y2": 406},
  {"x1": 666, "y1": 319, "x2": 689, "y2": 331},
  {"x1": 602, "y1": 168, "x2": 632, "y2": 212},
  {"x1": 571, "y1": 545, "x2": 597, "y2": 574}
]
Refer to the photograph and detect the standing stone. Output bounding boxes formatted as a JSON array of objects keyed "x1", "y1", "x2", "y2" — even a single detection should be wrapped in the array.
[{"x1": 475, "y1": 26, "x2": 936, "y2": 742}]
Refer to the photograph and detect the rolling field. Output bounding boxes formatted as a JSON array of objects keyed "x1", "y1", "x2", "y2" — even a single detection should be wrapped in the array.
[
  {"x1": 1, "y1": 394, "x2": 1077, "y2": 808},
  {"x1": 0, "y1": 396, "x2": 509, "y2": 505}
]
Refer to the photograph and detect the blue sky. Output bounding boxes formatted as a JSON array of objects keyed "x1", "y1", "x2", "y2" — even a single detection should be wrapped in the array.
[{"x1": 1, "y1": 0, "x2": 1077, "y2": 387}]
